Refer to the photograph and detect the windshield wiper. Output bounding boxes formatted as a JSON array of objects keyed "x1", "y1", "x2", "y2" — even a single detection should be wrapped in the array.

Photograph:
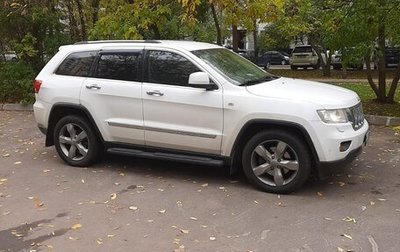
[{"x1": 240, "y1": 76, "x2": 278, "y2": 86}]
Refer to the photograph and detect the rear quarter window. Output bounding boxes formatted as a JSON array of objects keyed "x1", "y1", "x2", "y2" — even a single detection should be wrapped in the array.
[
  {"x1": 55, "y1": 51, "x2": 97, "y2": 77},
  {"x1": 293, "y1": 47, "x2": 313, "y2": 53}
]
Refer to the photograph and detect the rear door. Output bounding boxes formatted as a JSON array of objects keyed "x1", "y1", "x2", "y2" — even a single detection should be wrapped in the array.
[
  {"x1": 80, "y1": 48, "x2": 145, "y2": 145},
  {"x1": 141, "y1": 48, "x2": 223, "y2": 154}
]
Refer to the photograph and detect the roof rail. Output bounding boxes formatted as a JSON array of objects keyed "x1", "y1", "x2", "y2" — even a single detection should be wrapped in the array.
[{"x1": 74, "y1": 40, "x2": 161, "y2": 45}]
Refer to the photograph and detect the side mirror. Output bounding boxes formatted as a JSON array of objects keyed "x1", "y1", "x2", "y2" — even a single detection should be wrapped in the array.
[{"x1": 188, "y1": 72, "x2": 217, "y2": 90}]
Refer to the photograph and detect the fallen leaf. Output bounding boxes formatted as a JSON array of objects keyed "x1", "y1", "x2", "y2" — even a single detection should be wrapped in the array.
[
  {"x1": 14, "y1": 161, "x2": 21, "y2": 165},
  {"x1": 68, "y1": 236, "x2": 79, "y2": 241},
  {"x1": 147, "y1": 219, "x2": 154, "y2": 223},
  {"x1": 201, "y1": 183, "x2": 208, "y2": 187},
  {"x1": 158, "y1": 209, "x2": 166, "y2": 214},
  {"x1": 157, "y1": 188, "x2": 164, "y2": 192},
  {"x1": 209, "y1": 236, "x2": 216, "y2": 241},
  {"x1": 119, "y1": 173, "x2": 125, "y2": 176},
  {"x1": 337, "y1": 181, "x2": 346, "y2": 187},
  {"x1": 343, "y1": 216, "x2": 357, "y2": 223},
  {"x1": 189, "y1": 217, "x2": 197, "y2": 221},
  {"x1": 96, "y1": 238, "x2": 103, "y2": 245},
  {"x1": 110, "y1": 193, "x2": 117, "y2": 200},
  {"x1": 2, "y1": 153, "x2": 10, "y2": 157},
  {"x1": 71, "y1": 224, "x2": 82, "y2": 230},
  {"x1": 254, "y1": 200, "x2": 259, "y2": 204},
  {"x1": 81, "y1": 179, "x2": 85, "y2": 183},
  {"x1": 129, "y1": 206, "x2": 138, "y2": 211},
  {"x1": 43, "y1": 169, "x2": 51, "y2": 173},
  {"x1": 337, "y1": 247, "x2": 344, "y2": 252},
  {"x1": 341, "y1": 233, "x2": 353, "y2": 240},
  {"x1": 377, "y1": 198, "x2": 387, "y2": 201},
  {"x1": 180, "y1": 229, "x2": 189, "y2": 234},
  {"x1": 107, "y1": 234, "x2": 115, "y2": 238},
  {"x1": 317, "y1": 192, "x2": 323, "y2": 197},
  {"x1": 0, "y1": 178, "x2": 7, "y2": 182},
  {"x1": 324, "y1": 217, "x2": 333, "y2": 221},
  {"x1": 3, "y1": 211, "x2": 11, "y2": 216}
]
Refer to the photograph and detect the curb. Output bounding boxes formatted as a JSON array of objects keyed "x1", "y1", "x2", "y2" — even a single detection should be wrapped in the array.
[
  {"x1": 1, "y1": 103, "x2": 399, "y2": 126},
  {"x1": 0, "y1": 103, "x2": 33, "y2": 111},
  {"x1": 365, "y1": 115, "x2": 400, "y2": 127}
]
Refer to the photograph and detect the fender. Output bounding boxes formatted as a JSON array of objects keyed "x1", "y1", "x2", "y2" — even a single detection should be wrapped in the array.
[{"x1": 46, "y1": 102, "x2": 104, "y2": 146}]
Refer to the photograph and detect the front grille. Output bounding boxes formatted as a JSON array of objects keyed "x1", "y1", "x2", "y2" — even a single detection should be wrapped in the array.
[{"x1": 347, "y1": 103, "x2": 364, "y2": 130}]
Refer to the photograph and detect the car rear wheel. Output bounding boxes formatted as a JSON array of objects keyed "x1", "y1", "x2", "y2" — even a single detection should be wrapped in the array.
[
  {"x1": 54, "y1": 115, "x2": 100, "y2": 167},
  {"x1": 242, "y1": 130, "x2": 311, "y2": 194}
]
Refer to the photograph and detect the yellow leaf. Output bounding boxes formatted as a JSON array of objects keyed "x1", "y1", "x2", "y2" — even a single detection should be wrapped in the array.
[
  {"x1": 129, "y1": 206, "x2": 138, "y2": 210},
  {"x1": 341, "y1": 233, "x2": 353, "y2": 240},
  {"x1": 71, "y1": 223, "x2": 82, "y2": 230},
  {"x1": 110, "y1": 193, "x2": 117, "y2": 200},
  {"x1": 158, "y1": 209, "x2": 166, "y2": 214},
  {"x1": 209, "y1": 236, "x2": 216, "y2": 241},
  {"x1": 96, "y1": 238, "x2": 103, "y2": 245},
  {"x1": 180, "y1": 229, "x2": 189, "y2": 234},
  {"x1": 107, "y1": 234, "x2": 115, "y2": 238}
]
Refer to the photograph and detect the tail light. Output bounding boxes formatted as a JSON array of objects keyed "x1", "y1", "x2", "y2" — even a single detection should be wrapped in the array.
[{"x1": 33, "y1": 80, "x2": 42, "y2": 93}]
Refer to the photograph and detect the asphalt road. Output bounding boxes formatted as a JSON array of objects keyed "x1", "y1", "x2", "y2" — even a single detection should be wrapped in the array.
[{"x1": 0, "y1": 111, "x2": 399, "y2": 252}]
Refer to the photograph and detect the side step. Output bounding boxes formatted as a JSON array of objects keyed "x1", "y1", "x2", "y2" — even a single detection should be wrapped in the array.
[{"x1": 107, "y1": 148, "x2": 225, "y2": 167}]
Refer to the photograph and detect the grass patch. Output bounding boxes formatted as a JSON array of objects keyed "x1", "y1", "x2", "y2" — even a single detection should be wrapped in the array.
[
  {"x1": 334, "y1": 83, "x2": 400, "y2": 117},
  {"x1": 269, "y1": 69, "x2": 398, "y2": 80}
]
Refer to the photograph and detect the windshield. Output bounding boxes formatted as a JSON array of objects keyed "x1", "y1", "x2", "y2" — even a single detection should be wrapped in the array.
[{"x1": 192, "y1": 48, "x2": 277, "y2": 86}]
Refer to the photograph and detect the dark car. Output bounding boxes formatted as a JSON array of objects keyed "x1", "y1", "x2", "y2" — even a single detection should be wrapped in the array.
[
  {"x1": 257, "y1": 51, "x2": 289, "y2": 69},
  {"x1": 385, "y1": 47, "x2": 400, "y2": 68}
]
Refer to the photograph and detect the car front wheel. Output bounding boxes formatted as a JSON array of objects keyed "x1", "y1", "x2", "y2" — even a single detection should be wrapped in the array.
[
  {"x1": 54, "y1": 115, "x2": 100, "y2": 167},
  {"x1": 242, "y1": 130, "x2": 311, "y2": 194}
]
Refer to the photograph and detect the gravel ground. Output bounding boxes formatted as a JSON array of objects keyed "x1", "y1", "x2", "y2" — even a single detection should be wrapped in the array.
[{"x1": 0, "y1": 111, "x2": 399, "y2": 252}]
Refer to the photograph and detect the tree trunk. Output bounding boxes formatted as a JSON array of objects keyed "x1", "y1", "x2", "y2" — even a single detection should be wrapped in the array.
[
  {"x1": 65, "y1": 0, "x2": 79, "y2": 41},
  {"x1": 91, "y1": 0, "x2": 100, "y2": 26},
  {"x1": 75, "y1": 0, "x2": 87, "y2": 40},
  {"x1": 377, "y1": 1, "x2": 387, "y2": 102},
  {"x1": 210, "y1": 3, "x2": 222, "y2": 45},
  {"x1": 365, "y1": 55, "x2": 380, "y2": 97},
  {"x1": 232, "y1": 24, "x2": 238, "y2": 53},
  {"x1": 253, "y1": 19, "x2": 258, "y2": 63},
  {"x1": 388, "y1": 63, "x2": 400, "y2": 102},
  {"x1": 341, "y1": 63, "x2": 347, "y2": 79}
]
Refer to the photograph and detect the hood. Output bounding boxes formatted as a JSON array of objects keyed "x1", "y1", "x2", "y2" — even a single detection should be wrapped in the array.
[{"x1": 246, "y1": 77, "x2": 360, "y2": 109}]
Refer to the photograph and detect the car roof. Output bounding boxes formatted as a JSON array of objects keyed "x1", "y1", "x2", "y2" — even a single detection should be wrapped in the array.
[{"x1": 60, "y1": 40, "x2": 222, "y2": 52}]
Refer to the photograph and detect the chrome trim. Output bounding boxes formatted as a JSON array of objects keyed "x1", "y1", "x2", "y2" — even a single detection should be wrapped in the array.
[{"x1": 107, "y1": 122, "x2": 217, "y2": 139}]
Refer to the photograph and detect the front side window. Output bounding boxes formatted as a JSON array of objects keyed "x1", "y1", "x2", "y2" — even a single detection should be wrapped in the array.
[
  {"x1": 147, "y1": 50, "x2": 200, "y2": 86},
  {"x1": 55, "y1": 51, "x2": 96, "y2": 77},
  {"x1": 96, "y1": 51, "x2": 142, "y2": 82}
]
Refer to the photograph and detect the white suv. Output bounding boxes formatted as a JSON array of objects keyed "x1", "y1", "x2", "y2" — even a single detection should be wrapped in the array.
[{"x1": 33, "y1": 40, "x2": 369, "y2": 193}]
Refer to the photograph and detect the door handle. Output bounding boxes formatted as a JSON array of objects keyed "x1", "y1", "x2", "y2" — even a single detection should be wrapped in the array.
[
  {"x1": 85, "y1": 84, "x2": 101, "y2": 90},
  {"x1": 146, "y1": 90, "x2": 164, "y2": 96}
]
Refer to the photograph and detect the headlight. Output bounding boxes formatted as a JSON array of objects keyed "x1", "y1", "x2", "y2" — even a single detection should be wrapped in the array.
[{"x1": 317, "y1": 109, "x2": 348, "y2": 123}]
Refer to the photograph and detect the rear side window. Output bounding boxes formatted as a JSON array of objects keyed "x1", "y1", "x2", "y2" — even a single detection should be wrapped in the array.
[
  {"x1": 95, "y1": 52, "x2": 142, "y2": 82},
  {"x1": 147, "y1": 50, "x2": 200, "y2": 86},
  {"x1": 55, "y1": 51, "x2": 96, "y2": 77},
  {"x1": 293, "y1": 47, "x2": 313, "y2": 53}
]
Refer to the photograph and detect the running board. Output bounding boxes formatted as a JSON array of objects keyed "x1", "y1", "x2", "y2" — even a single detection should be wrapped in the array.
[{"x1": 107, "y1": 148, "x2": 225, "y2": 166}]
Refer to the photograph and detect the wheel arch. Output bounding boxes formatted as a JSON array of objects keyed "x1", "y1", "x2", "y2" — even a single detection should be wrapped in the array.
[
  {"x1": 46, "y1": 103, "x2": 103, "y2": 146},
  {"x1": 229, "y1": 119, "x2": 319, "y2": 174}
]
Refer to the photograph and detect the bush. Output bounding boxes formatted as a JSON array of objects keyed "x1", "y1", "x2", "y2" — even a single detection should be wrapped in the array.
[{"x1": 0, "y1": 61, "x2": 36, "y2": 104}]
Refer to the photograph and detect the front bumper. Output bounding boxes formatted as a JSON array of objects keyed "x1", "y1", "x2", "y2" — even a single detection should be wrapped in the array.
[{"x1": 311, "y1": 120, "x2": 369, "y2": 179}]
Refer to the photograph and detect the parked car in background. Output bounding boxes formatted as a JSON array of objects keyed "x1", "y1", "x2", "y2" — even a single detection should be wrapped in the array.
[
  {"x1": 1, "y1": 51, "x2": 17, "y2": 61},
  {"x1": 331, "y1": 50, "x2": 363, "y2": 70},
  {"x1": 289, "y1": 45, "x2": 320, "y2": 70},
  {"x1": 384, "y1": 47, "x2": 400, "y2": 68},
  {"x1": 257, "y1": 51, "x2": 289, "y2": 70}
]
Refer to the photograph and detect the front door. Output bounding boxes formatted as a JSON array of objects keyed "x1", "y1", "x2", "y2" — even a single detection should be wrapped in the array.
[{"x1": 142, "y1": 49, "x2": 223, "y2": 155}]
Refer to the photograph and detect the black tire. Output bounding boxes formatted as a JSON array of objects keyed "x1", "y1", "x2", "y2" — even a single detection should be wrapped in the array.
[
  {"x1": 54, "y1": 115, "x2": 101, "y2": 167},
  {"x1": 264, "y1": 61, "x2": 271, "y2": 70},
  {"x1": 290, "y1": 65, "x2": 297, "y2": 70},
  {"x1": 242, "y1": 130, "x2": 311, "y2": 194}
]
